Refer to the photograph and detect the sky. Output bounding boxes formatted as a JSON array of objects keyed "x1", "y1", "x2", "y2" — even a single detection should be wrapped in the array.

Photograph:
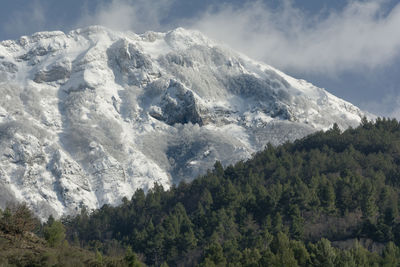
[{"x1": 1, "y1": 0, "x2": 400, "y2": 118}]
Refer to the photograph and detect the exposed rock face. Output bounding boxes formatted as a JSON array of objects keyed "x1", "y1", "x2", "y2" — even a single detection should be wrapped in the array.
[
  {"x1": 0, "y1": 26, "x2": 371, "y2": 219},
  {"x1": 150, "y1": 80, "x2": 203, "y2": 126},
  {"x1": 34, "y1": 60, "x2": 71, "y2": 83}
]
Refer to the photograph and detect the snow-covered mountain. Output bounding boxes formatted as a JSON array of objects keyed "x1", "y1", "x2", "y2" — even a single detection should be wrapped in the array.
[{"x1": 0, "y1": 26, "x2": 369, "y2": 219}]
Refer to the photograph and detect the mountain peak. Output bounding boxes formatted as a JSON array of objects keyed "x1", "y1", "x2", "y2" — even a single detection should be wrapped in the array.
[{"x1": 0, "y1": 26, "x2": 371, "y2": 219}]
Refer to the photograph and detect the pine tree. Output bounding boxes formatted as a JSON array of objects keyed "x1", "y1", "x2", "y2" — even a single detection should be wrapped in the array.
[
  {"x1": 125, "y1": 246, "x2": 142, "y2": 267},
  {"x1": 44, "y1": 220, "x2": 66, "y2": 247}
]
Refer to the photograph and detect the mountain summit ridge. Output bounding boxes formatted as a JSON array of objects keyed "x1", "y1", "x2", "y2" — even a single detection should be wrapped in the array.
[{"x1": 0, "y1": 26, "x2": 370, "y2": 219}]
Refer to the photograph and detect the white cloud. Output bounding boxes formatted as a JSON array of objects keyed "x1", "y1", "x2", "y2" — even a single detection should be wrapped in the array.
[
  {"x1": 188, "y1": 0, "x2": 400, "y2": 74},
  {"x1": 5, "y1": 0, "x2": 398, "y2": 78},
  {"x1": 76, "y1": 0, "x2": 400, "y2": 75}
]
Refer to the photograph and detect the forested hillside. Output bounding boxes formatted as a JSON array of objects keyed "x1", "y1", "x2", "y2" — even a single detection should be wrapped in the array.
[
  {"x1": 0, "y1": 203, "x2": 143, "y2": 266},
  {"x1": 60, "y1": 118, "x2": 400, "y2": 266}
]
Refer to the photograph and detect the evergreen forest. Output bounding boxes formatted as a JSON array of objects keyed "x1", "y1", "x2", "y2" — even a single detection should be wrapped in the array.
[{"x1": 2, "y1": 118, "x2": 400, "y2": 266}]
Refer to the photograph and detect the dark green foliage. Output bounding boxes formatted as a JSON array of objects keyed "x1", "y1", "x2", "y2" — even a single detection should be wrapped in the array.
[
  {"x1": 125, "y1": 246, "x2": 143, "y2": 267},
  {"x1": 44, "y1": 217, "x2": 66, "y2": 247},
  {"x1": 63, "y1": 118, "x2": 400, "y2": 266}
]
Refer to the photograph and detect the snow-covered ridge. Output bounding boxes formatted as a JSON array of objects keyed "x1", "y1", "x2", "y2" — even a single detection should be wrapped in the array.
[{"x1": 0, "y1": 26, "x2": 371, "y2": 219}]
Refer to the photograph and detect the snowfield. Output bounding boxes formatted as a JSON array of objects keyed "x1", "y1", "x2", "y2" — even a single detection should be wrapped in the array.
[{"x1": 0, "y1": 26, "x2": 371, "y2": 219}]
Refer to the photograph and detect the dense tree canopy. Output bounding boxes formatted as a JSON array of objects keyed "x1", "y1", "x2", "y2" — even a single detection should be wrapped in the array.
[{"x1": 60, "y1": 118, "x2": 400, "y2": 266}]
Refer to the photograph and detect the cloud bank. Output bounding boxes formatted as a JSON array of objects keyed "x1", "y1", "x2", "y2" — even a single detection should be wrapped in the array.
[
  {"x1": 77, "y1": 0, "x2": 400, "y2": 75},
  {"x1": 190, "y1": 0, "x2": 400, "y2": 74},
  {"x1": 5, "y1": 0, "x2": 399, "y2": 75}
]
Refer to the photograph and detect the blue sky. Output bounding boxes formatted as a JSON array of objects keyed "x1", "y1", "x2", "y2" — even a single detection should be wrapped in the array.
[{"x1": 1, "y1": 0, "x2": 400, "y2": 118}]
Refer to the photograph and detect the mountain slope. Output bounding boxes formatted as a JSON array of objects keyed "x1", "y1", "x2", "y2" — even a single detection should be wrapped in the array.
[{"x1": 0, "y1": 26, "x2": 369, "y2": 219}]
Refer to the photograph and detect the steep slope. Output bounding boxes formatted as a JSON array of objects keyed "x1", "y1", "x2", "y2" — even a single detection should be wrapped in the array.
[{"x1": 0, "y1": 26, "x2": 369, "y2": 219}]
